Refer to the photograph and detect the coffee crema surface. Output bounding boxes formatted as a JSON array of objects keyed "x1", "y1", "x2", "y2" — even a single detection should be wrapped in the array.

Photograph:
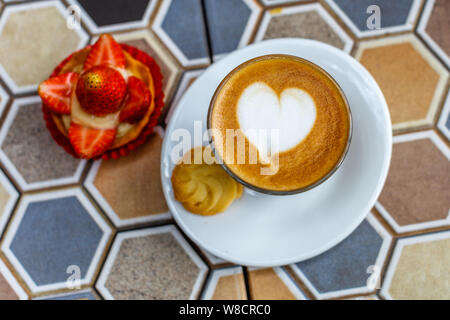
[{"x1": 209, "y1": 55, "x2": 351, "y2": 192}]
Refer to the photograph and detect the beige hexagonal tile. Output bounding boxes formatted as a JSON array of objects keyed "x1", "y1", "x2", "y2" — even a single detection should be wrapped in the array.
[
  {"x1": 381, "y1": 231, "x2": 450, "y2": 300},
  {"x1": 0, "y1": 1, "x2": 88, "y2": 93}
]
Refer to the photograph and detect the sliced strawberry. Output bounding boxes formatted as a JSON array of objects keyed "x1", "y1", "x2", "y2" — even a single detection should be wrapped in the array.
[
  {"x1": 119, "y1": 76, "x2": 151, "y2": 123},
  {"x1": 68, "y1": 122, "x2": 116, "y2": 159},
  {"x1": 38, "y1": 72, "x2": 78, "y2": 114},
  {"x1": 84, "y1": 34, "x2": 125, "y2": 70}
]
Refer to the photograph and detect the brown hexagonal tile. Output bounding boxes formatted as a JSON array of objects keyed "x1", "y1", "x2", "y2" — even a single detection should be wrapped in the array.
[
  {"x1": 418, "y1": 0, "x2": 450, "y2": 68},
  {"x1": 112, "y1": 30, "x2": 183, "y2": 105},
  {"x1": 96, "y1": 225, "x2": 208, "y2": 299},
  {"x1": 85, "y1": 127, "x2": 170, "y2": 228},
  {"x1": 355, "y1": 35, "x2": 448, "y2": 131},
  {"x1": 376, "y1": 130, "x2": 450, "y2": 233},
  {"x1": 255, "y1": 3, "x2": 353, "y2": 53},
  {"x1": 0, "y1": 1, "x2": 88, "y2": 93},
  {"x1": 247, "y1": 267, "x2": 307, "y2": 300},
  {"x1": 0, "y1": 97, "x2": 86, "y2": 192}
]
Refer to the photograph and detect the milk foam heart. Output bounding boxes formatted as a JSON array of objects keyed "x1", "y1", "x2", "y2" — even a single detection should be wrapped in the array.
[{"x1": 237, "y1": 82, "x2": 316, "y2": 155}]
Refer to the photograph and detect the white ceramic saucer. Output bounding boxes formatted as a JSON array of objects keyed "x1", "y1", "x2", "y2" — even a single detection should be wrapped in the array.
[{"x1": 161, "y1": 39, "x2": 392, "y2": 267}]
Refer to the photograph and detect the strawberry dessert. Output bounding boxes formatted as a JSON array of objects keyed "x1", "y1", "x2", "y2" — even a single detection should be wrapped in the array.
[{"x1": 38, "y1": 34, "x2": 163, "y2": 159}]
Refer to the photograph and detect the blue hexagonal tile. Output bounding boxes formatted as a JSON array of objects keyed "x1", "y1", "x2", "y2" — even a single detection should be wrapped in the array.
[
  {"x1": 153, "y1": 0, "x2": 210, "y2": 67},
  {"x1": 1, "y1": 188, "x2": 111, "y2": 294},
  {"x1": 34, "y1": 289, "x2": 99, "y2": 300},
  {"x1": 291, "y1": 213, "x2": 392, "y2": 299},
  {"x1": 204, "y1": 0, "x2": 261, "y2": 60},
  {"x1": 325, "y1": 0, "x2": 422, "y2": 38},
  {"x1": 67, "y1": 0, "x2": 158, "y2": 33}
]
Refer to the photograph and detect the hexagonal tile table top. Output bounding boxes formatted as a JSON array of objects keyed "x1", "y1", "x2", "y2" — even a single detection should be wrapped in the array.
[
  {"x1": 437, "y1": 91, "x2": 450, "y2": 140},
  {"x1": 291, "y1": 213, "x2": 391, "y2": 299},
  {"x1": 165, "y1": 69, "x2": 204, "y2": 125},
  {"x1": 1, "y1": 188, "x2": 112, "y2": 295},
  {"x1": 381, "y1": 231, "x2": 450, "y2": 300},
  {"x1": 0, "y1": 83, "x2": 8, "y2": 118},
  {"x1": 34, "y1": 289, "x2": 99, "y2": 300},
  {"x1": 0, "y1": 1, "x2": 88, "y2": 94},
  {"x1": 355, "y1": 34, "x2": 448, "y2": 131},
  {"x1": 376, "y1": 131, "x2": 450, "y2": 234},
  {"x1": 85, "y1": 128, "x2": 170, "y2": 228},
  {"x1": 0, "y1": 168, "x2": 18, "y2": 237},
  {"x1": 202, "y1": 267, "x2": 247, "y2": 300},
  {"x1": 152, "y1": 0, "x2": 210, "y2": 67},
  {"x1": 67, "y1": 0, "x2": 158, "y2": 33},
  {"x1": 0, "y1": 257, "x2": 27, "y2": 300},
  {"x1": 0, "y1": 97, "x2": 86, "y2": 192},
  {"x1": 203, "y1": 0, "x2": 261, "y2": 61},
  {"x1": 324, "y1": 0, "x2": 423, "y2": 38},
  {"x1": 0, "y1": 0, "x2": 446, "y2": 301},
  {"x1": 96, "y1": 225, "x2": 208, "y2": 300},
  {"x1": 255, "y1": 3, "x2": 353, "y2": 53},
  {"x1": 247, "y1": 267, "x2": 307, "y2": 300},
  {"x1": 417, "y1": 0, "x2": 450, "y2": 68}
]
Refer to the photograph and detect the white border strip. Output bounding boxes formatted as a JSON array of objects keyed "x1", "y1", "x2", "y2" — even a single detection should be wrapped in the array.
[
  {"x1": 380, "y1": 230, "x2": 450, "y2": 300},
  {"x1": 84, "y1": 127, "x2": 171, "y2": 228},
  {"x1": 1, "y1": 188, "x2": 111, "y2": 294},
  {"x1": 0, "y1": 0, "x2": 88, "y2": 94},
  {"x1": 255, "y1": 3, "x2": 353, "y2": 53},
  {"x1": 417, "y1": 0, "x2": 450, "y2": 69},
  {"x1": 291, "y1": 213, "x2": 392, "y2": 299},
  {"x1": 437, "y1": 91, "x2": 450, "y2": 140},
  {"x1": 201, "y1": 266, "x2": 244, "y2": 300},
  {"x1": 0, "y1": 83, "x2": 9, "y2": 119},
  {"x1": 0, "y1": 168, "x2": 19, "y2": 236},
  {"x1": 96, "y1": 225, "x2": 208, "y2": 300},
  {"x1": 324, "y1": 0, "x2": 422, "y2": 38},
  {"x1": 152, "y1": 0, "x2": 210, "y2": 67},
  {"x1": 165, "y1": 69, "x2": 204, "y2": 125},
  {"x1": 66, "y1": 0, "x2": 158, "y2": 34},
  {"x1": 0, "y1": 258, "x2": 28, "y2": 299},
  {"x1": 0, "y1": 96, "x2": 87, "y2": 191},
  {"x1": 375, "y1": 130, "x2": 450, "y2": 233}
]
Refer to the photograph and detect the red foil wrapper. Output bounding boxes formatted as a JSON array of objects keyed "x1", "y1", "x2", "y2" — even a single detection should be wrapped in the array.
[{"x1": 42, "y1": 44, "x2": 164, "y2": 160}]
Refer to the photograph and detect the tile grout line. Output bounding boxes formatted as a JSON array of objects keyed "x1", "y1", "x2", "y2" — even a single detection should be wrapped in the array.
[
  {"x1": 242, "y1": 266, "x2": 252, "y2": 300},
  {"x1": 199, "y1": 0, "x2": 215, "y2": 63}
]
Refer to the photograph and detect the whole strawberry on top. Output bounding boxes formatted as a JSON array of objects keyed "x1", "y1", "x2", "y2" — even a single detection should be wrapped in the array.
[{"x1": 38, "y1": 34, "x2": 163, "y2": 159}]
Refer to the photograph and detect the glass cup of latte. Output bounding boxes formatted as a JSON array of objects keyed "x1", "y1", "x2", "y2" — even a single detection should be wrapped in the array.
[{"x1": 207, "y1": 54, "x2": 352, "y2": 195}]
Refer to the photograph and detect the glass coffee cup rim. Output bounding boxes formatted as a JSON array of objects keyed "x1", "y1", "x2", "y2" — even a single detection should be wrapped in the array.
[{"x1": 207, "y1": 54, "x2": 353, "y2": 196}]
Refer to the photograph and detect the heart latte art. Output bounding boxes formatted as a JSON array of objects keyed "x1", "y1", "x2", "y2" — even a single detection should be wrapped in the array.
[
  {"x1": 210, "y1": 55, "x2": 351, "y2": 192},
  {"x1": 237, "y1": 82, "x2": 316, "y2": 155}
]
